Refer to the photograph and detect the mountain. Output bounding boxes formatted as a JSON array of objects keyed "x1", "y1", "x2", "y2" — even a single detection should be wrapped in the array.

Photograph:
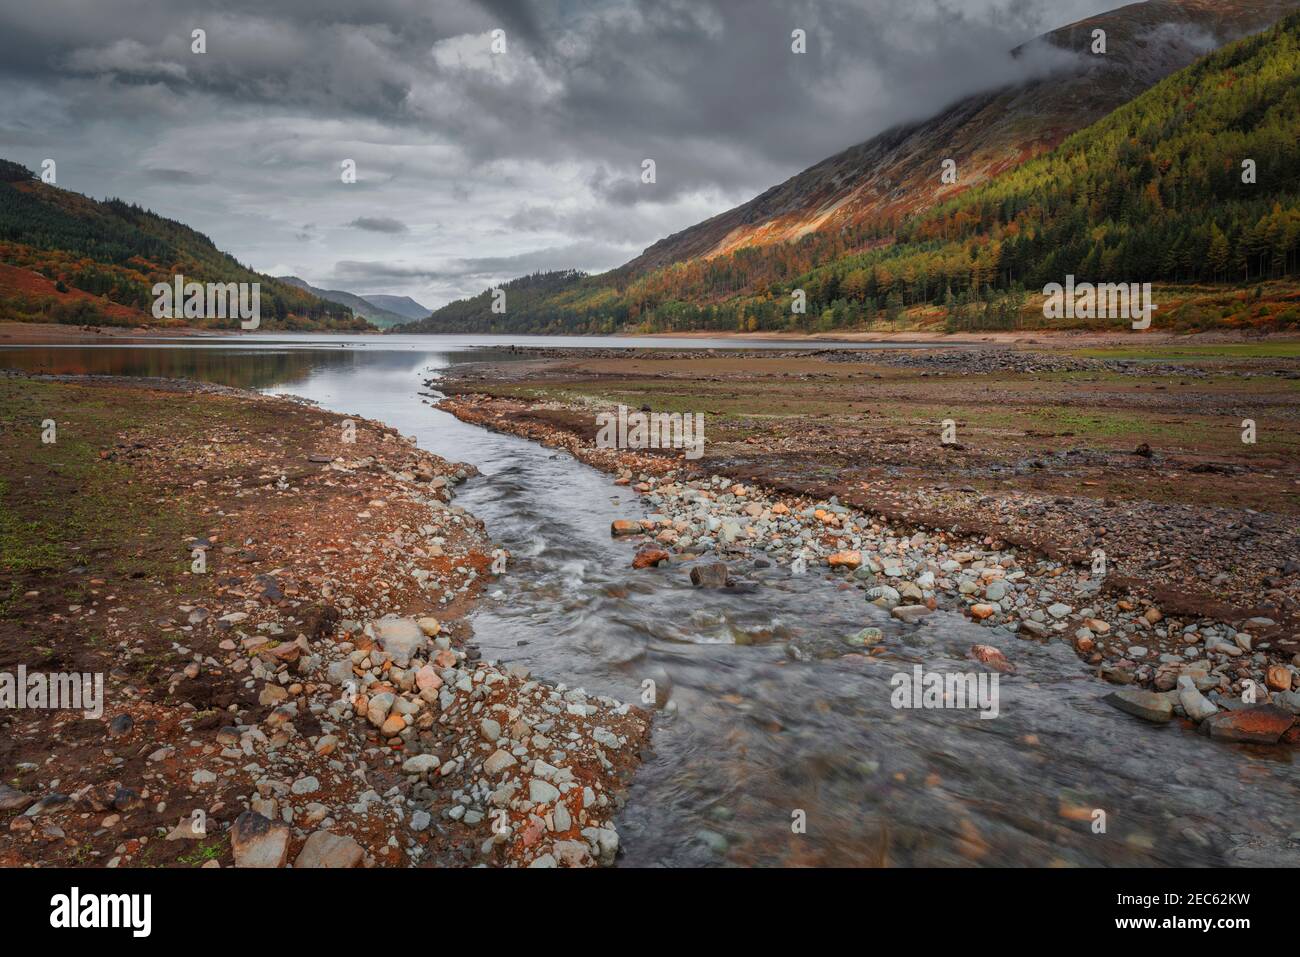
[
  {"x1": 398, "y1": 270, "x2": 589, "y2": 334},
  {"x1": 278, "y1": 277, "x2": 409, "y2": 328},
  {"x1": 623, "y1": 0, "x2": 1300, "y2": 276},
  {"x1": 412, "y1": 0, "x2": 1300, "y2": 335},
  {"x1": 363, "y1": 294, "x2": 430, "y2": 322},
  {"x1": 0, "y1": 160, "x2": 370, "y2": 332},
  {"x1": 623, "y1": 7, "x2": 1300, "y2": 334}
]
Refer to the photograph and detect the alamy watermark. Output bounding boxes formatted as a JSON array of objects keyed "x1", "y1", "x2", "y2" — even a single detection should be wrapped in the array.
[
  {"x1": 1042, "y1": 275, "x2": 1156, "y2": 329},
  {"x1": 890, "y1": 665, "x2": 999, "y2": 719},
  {"x1": 0, "y1": 666, "x2": 104, "y2": 719},
  {"x1": 152, "y1": 274, "x2": 260, "y2": 329},
  {"x1": 50, "y1": 887, "x2": 150, "y2": 937},
  {"x1": 595, "y1": 404, "x2": 704, "y2": 460}
]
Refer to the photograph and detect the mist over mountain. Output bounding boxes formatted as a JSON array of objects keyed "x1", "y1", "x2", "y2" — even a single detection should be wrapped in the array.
[
  {"x1": 405, "y1": 0, "x2": 1300, "y2": 335},
  {"x1": 362, "y1": 294, "x2": 431, "y2": 322},
  {"x1": 278, "y1": 277, "x2": 409, "y2": 328}
]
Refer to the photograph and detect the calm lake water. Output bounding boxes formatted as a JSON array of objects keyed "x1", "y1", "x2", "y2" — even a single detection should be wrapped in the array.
[{"x1": 3, "y1": 332, "x2": 1296, "y2": 867}]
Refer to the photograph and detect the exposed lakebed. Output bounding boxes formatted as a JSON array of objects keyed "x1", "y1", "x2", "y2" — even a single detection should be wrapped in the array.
[{"x1": 3, "y1": 333, "x2": 1296, "y2": 867}]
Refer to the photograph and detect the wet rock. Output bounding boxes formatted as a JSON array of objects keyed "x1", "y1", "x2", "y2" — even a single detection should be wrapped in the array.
[
  {"x1": 1104, "y1": 690, "x2": 1173, "y2": 724},
  {"x1": 689, "y1": 563, "x2": 730, "y2": 587},
  {"x1": 865, "y1": 585, "x2": 900, "y2": 608},
  {"x1": 611, "y1": 520, "x2": 641, "y2": 536},
  {"x1": 231, "y1": 811, "x2": 290, "y2": 868},
  {"x1": 890, "y1": 604, "x2": 933, "y2": 625},
  {"x1": 295, "y1": 830, "x2": 364, "y2": 868},
  {"x1": 1200, "y1": 705, "x2": 1294, "y2": 744},
  {"x1": 970, "y1": 644, "x2": 1015, "y2": 674},
  {"x1": 632, "y1": 544, "x2": 670, "y2": 569},
  {"x1": 1018, "y1": 619, "x2": 1048, "y2": 638},
  {"x1": 843, "y1": 627, "x2": 883, "y2": 648},
  {"x1": 1176, "y1": 676, "x2": 1219, "y2": 722},
  {"x1": 827, "y1": 550, "x2": 862, "y2": 570}
]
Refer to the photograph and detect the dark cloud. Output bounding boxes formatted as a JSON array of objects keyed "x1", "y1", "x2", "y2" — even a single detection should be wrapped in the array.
[
  {"x1": 146, "y1": 167, "x2": 210, "y2": 184},
  {"x1": 0, "y1": 0, "x2": 1118, "y2": 308},
  {"x1": 346, "y1": 216, "x2": 409, "y2": 234}
]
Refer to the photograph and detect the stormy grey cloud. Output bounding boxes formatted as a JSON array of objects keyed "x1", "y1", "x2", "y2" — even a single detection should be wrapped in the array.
[
  {"x1": 346, "y1": 216, "x2": 410, "y2": 234},
  {"x1": 0, "y1": 0, "x2": 1118, "y2": 308}
]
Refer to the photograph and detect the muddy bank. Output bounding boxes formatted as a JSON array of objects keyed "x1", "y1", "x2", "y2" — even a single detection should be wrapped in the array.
[
  {"x1": 433, "y1": 351, "x2": 1300, "y2": 747},
  {"x1": 0, "y1": 373, "x2": 648, "y2": 867}
]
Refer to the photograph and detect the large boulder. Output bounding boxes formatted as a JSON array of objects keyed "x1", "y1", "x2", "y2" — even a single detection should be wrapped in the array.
[
  {"x1": 294, "y1": 830, "x2": 364, "y2": 868},
  {"x1": 231, "y1": 811, "x2": 290, "y2": 868},
  {"x1": 1200, "y1": 705, "x2": 1294, "y2": 744}
]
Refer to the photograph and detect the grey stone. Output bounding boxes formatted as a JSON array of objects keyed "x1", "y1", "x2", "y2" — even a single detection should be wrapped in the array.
[
  {"x1": 1103, "y1": 690, "x2": 1173, "y2": 723},
  {"x1": 373, "y1": 616, "x2": 427, "y2": 667},
  {"x1": 294, "y1": 830, "x2": 363, "y2": 868},
  {"x1": 231, "y1": 811, "x2": 289, "y2": 868}
]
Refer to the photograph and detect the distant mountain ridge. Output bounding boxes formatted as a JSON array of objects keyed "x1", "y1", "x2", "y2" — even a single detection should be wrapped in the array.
[
  {"x1": 362, "y1": 294, "x2": 430, "y2": 322},
  {"x1": 277, "y1": 277, "x2": 409, "y2": 328},
  {"x1": 0, "y1": 159, "x2": 370, "y2": 331}
]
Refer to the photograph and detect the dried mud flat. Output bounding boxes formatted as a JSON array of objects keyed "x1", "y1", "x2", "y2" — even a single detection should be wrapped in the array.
[
  {"x1": 0, "y1": 373, "x2": 648, "y2": 868},
  {"x1": 436, "y1": 342, "x2": 1300, "y2": 747}
]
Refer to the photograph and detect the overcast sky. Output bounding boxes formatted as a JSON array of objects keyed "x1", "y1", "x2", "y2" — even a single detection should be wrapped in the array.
[{"x1": 0, "y1": 0, "x2": 1117, "y2": 310}]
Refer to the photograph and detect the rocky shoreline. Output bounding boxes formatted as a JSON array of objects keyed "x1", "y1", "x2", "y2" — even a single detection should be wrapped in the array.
[
  {"x1": 0, "y1": 374, "x2": 648, "y2": 867},
  {"x1": 437, "y1": 382, "x2": 1300, "y2": 750}
]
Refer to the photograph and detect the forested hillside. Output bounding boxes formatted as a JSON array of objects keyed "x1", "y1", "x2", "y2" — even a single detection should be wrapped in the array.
[
  {"x1": 0, "y1": 160, "x2": 370, "y2": 330},
  {"x1": 397, "y1": 270, "x2": 595, "y2": 334},
  {"x1": 416, "y1": 10, "x2": 1300, "y2": 335}
]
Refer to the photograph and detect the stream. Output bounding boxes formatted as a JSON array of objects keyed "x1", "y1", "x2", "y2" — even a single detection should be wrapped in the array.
[{"x1": 4, "y1": 333, "x2": 1296, "y2": 867}]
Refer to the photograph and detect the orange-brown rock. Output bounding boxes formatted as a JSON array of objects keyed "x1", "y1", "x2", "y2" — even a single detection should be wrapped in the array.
[
  {"x1": 969, "y1": 644, "x2": 1015, "y2": 674},
  {"x1": 632, "y1": 545, "x2": 670, "y2": 569}
]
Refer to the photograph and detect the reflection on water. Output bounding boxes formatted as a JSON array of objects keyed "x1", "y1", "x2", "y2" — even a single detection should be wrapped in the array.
[{"x1": 3, "y1": 333, "x2": 1297, "y2": 868}]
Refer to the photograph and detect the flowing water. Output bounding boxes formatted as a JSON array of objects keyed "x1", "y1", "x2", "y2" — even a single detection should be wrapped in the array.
[{"x1": 4, "y1": 333, "x2": 1296, "y2": 867}]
